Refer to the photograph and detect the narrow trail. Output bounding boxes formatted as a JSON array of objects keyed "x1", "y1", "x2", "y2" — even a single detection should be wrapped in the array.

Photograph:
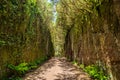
[{"x1": 23, "y1": 57, "x2": 92, "y2": 80}]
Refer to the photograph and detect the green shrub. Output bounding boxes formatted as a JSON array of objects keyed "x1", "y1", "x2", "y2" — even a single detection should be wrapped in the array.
[
  {"x1": 72, "y1": 61, "x2": 109, "y2": 80},
  {"x1": 7, "y1": 56, "x2": 48, "y2": 79},
  {"x1": 28, "y1": 62, "x2": 37, "y2": 69},
  {"x1": 85, "y1": 65, "x2": 109, "y2": 80},
  {"x1": 8, "y1": 62, "x2": 29, "y2": 76}
]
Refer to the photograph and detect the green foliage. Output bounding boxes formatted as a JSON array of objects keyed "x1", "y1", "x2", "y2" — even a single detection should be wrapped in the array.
[
  {"x1": 72, "y1": 61, "x2": 78, "y2": 66},
  {"x1": 0, "y1": 0, "x2": 54, "y2": 79},
  {"x1": 79, "y1": 64, "x2": 85, "y2": 69},
  {"x1": 72, "y1": 61, "x2": 109, "y2": 80},
  {"x1": 0, "y1": 0, "x2": 39, "y2": 46},
  {"x1": 84, "y1": 65, "x2": 109, "y2": 80},
  {"x1": 0, "y1": 40, "x2": 6, "y2": 46},
  {"x1": 28, "y1": 62, "x2": 37, "y2": 69},
  {"x1": 8, "y1": 62, "x2": 29, "y2": 75},
  {"x1": 28, "y1": 57, "x2": 47, "y2": 69},
  {"x1": 7, "y1": 56, "x2": 48, "y2": 79},
  {"x1": 72, "y1": 62, "x2": 109, "y2": 80}
]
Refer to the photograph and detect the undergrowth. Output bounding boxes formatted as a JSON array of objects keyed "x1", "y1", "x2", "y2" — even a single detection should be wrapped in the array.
[
  {"x1": 6, "y1": 57, "x2": 48, "y2": 80},
  {"x1": 72, "y1": 61, "x2": 109, "y2": 80},
  {"x1": 84, "y1": 65, "x2": 109, "y2": 80}
]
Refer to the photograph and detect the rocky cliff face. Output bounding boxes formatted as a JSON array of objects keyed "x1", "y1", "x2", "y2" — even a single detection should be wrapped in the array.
[
  {"x1": 64, "y1": 0, "x2": 120, "y2": 80},
  {"x1": 0, "y1": 0, "x2": 54, "y2": 79}
]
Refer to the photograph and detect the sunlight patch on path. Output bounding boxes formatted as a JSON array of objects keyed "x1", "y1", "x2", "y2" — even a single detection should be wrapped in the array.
[{"x1": 23, "y1": 57, "x2": 92, "y2": 80}]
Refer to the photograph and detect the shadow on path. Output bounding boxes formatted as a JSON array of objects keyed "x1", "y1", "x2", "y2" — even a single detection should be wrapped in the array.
[{"x1": 23, "y1": 57, "x2": 92, "y2": 80}]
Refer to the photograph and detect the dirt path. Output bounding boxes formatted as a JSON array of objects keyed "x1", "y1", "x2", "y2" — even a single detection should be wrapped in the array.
[{"x1": 23, "y1": 57, "x2": 92, "y2": 80}]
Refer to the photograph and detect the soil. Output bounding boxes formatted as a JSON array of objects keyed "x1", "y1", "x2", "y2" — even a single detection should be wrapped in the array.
[{"x1": 23, "y1": 57, "x2": 92, "y2": 80}]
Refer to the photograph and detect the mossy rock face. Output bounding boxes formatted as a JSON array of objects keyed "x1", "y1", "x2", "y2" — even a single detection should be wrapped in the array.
[
  {"x1": 59, "y1": 0, "x2": 120, "y2": 80},
  {"x1": 0, "y1": 0, "x2": 54, "y2": 79}
]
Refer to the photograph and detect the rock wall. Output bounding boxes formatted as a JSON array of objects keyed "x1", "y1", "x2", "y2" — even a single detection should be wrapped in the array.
[
  {"x1": 64, "y1": 0, "x2": 120, "y2": 80},
  {"x1": 0, "y1": 0, "x2": 54, "y2": 79}
]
